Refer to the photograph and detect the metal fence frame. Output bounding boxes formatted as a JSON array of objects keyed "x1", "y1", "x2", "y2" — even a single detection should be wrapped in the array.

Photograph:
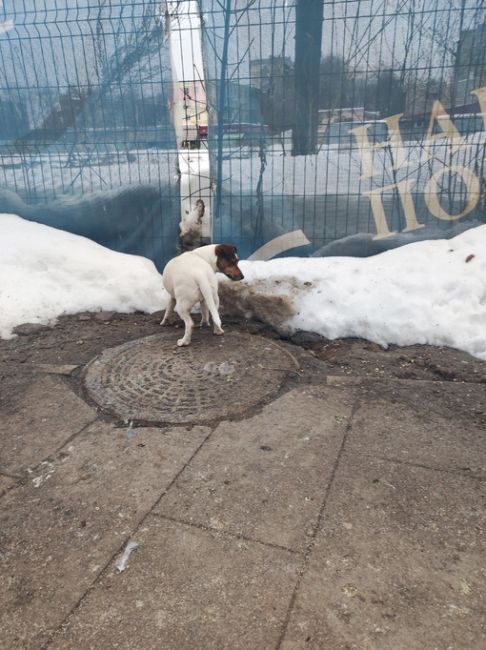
[
  {"x1": 0, "y1": 0, "x2": 181, "y2": 268},
  {"x1": 0, "y1": 1, "x2": 485, "y2": 264}
]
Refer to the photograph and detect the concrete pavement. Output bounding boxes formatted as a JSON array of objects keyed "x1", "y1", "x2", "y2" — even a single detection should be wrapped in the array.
[{"x1": 0, "y1": 314, "x2": 485, "y2": 649}]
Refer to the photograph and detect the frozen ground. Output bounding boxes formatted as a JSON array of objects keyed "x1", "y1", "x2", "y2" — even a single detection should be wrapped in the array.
[{"x1": 1, "y1": 213, "x2": 486, "y2": 361}]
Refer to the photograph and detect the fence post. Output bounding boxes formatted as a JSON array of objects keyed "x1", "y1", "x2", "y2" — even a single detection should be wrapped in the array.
[
  {"x1": 167, "y1": 1, "x2": 211, "y2": 249},
  {"x1": 292, "y1": 0, "x2": 324, "y2": 156},
  {"x1": 213, "y1": 0, "x2": 232, "y2": 237}
]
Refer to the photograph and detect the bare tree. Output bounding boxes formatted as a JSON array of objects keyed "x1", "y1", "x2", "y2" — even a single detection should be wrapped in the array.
[{"x1": 92, "y1": 1, "x2": 168, "y2": 90}]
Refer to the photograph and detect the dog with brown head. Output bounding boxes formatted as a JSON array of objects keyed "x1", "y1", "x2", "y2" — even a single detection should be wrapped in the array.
[
  {"x1": 161, "y1": 243, "x2": 244, "y2": 346},
  {"x1": 215, "y1": 244, "x2": 244, "y2": 281}
]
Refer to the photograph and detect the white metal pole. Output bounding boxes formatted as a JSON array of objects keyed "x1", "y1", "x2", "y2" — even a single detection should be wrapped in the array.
[{"x1": 166, "y1": 0, "x2": 212, "y2": 246}]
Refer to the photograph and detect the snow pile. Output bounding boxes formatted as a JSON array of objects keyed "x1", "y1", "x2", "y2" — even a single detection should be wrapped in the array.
[
  {"x1": 0, "y1": 214, "x2": 166, "y2": 338},
  {"x1": 1, "y1": 213, "x2": 486, "y2": 361},
  {"x1": 233, "y1": 226, "x2": 486, "y2": 360}
]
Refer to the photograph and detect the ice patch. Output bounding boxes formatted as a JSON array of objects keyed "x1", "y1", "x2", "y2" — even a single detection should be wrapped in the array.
[
  {"x1": 115, "y1": 540, "x2": 139, "y2": 573},
  {"x1": 203, "y1": 361, "x2": 235, "y2": 376},
  {"x1": 31, "y1": 461, "x2": 55, "y2": 488}
]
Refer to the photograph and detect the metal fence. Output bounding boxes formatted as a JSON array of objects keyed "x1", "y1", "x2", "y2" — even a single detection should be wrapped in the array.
[
  {"x1": 199, "y1": 0, "x2": 486, "y2": 259},
  {"x1": 0, "y1": 0, "x2": 180, "y2": 267},
  {"x1": 0, "y1": 1, "x2": 485, "y2": 264}
]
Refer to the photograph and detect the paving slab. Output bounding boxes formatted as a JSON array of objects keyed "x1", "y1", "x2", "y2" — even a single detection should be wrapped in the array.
[
  {"x1": 281, "y1": 453, "x2": 486, "y2": 650},
  {"x1": 48, "y1": 515, "x2": 300, "y2": 650},
  {"x1": 0, "y1": 422, "x2": 209, "y2": 650},
  {"x1": 0, "y1": 376, "x2": 96, "y2": 474},
  {"x1": 156, "y1": 386, "x2": 355, "y2": 551},
  {"x1": 350, "y1": 379, "x2": 486, "y2": 477}
]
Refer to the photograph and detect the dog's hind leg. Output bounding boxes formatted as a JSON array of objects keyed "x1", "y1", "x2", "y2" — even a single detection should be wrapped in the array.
[
  {"x1": 211, "y1": 289, "x2": 224, "y2": 335},
  {"x1": 199, "y1": 300, "x2": 210, "y2": 327},
  {"x1": 160, "y1": 296, "x2": 175, "y2": 325},
  {"x1": 175, "y1": 301, "x2": 194, "y2": 346},
  {"x1": 199, "y1": 284, "x2": 224, "y2": 335}
]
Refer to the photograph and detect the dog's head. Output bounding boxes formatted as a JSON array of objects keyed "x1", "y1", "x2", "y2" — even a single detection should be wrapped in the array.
[{"x1": 215, "y1": 244, "x2": 244, "y2": 281}]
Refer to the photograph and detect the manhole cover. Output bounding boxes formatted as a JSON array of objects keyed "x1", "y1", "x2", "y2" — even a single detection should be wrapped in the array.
[{"x1": 83, "y1": 332, "x2": 298, "y2": 425}]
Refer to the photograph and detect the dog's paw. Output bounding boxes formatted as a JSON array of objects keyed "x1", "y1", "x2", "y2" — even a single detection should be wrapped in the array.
[
  {"x1": 159, "y1": 319, "x2": 167, "y2": 326},
  {"x1": 177, "y1": 338, "x2": 190, "y2": 347},
  {"x1": 213, "y1": 326, "x2": 224, "y2": 336}
]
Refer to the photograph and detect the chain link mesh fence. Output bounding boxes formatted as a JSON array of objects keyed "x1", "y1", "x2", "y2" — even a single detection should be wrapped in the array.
[
  {"x1": 0, "y1": 0, "x2": 180, "y2": 268},
  {"x1": 1, "y1": 1, "x2": 485, "y2": 263},
  {"x1": 199, "y1": 0, "x2": 486, "y2": 259}
]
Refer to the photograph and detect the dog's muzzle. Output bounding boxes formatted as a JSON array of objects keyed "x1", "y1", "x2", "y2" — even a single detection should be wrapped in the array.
[{"x1": 227, "y1": 269, "x2": 244, "y2": 281}]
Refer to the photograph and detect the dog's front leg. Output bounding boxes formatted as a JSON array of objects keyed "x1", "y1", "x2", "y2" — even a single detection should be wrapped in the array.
[{"x1": 213, "y1": 321, "x2": 224, "y2": 336}]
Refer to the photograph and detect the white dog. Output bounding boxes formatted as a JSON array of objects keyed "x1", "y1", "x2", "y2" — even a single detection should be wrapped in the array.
[{"x1": 161, "y1": 244, "x2": 244, "y2": 346}]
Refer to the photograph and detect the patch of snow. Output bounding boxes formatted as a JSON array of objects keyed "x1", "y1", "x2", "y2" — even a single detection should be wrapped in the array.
[
  {"x1": 126, "y1": 422, "x2": 136, "y2": 439},
  {"x1": 203, "y1": 361, "x2": 235, "y2": 375},
  {"x1": 31, "y1": 461, "x2": 55, "y2": 488},
  {"x1": 0, "y1": 150, "x2": 175, "y2": 197},
  {"x1": 115, "y1": 540, "x2": 139, "y2": 573},
  {"x1": 217, "y1": 360, "x2": 235, "y2": 375},
  {"x1": 0, "y1": 19, "x2": 14, "y2": 36},
  {"x1": 0, "y1": 214, "x2": 168, "y2": 339},
  {"x1": 235, "y1": 225, "x2": 486, "y2": 360}
]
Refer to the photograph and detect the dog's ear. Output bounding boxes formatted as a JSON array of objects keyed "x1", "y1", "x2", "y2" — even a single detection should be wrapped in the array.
[{"x1": 216, "y1": 244, "x2": 237, "y2": 260}]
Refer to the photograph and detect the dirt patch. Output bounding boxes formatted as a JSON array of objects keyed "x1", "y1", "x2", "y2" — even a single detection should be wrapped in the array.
[
  {"x1": 219, "y1": 280, "x2": 297, "y2": 335},
  {"x1": 305, "y1": 337, "x2": 486, "y2": 383}
]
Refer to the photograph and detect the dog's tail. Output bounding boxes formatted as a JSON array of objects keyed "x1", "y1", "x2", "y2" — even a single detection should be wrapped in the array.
[{"x1": 199, "y1": 282, "x2": 222, "y2": 331}]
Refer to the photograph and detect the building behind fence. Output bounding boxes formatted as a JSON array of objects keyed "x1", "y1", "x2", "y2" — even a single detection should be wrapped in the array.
[{"x1": 0, "y1": 1, "x2": 485, "y2": 266}]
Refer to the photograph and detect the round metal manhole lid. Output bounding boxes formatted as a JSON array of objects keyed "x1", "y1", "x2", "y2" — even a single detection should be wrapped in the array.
[{"x1": 82, "y1": 332, "x2": 298, "y2": 425}]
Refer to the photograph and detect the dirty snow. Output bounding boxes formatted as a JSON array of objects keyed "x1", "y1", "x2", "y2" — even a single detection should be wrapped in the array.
[
  {"x1": 115, "y1": 540, "x2": 139, "y2": 573},
  {"x1": 30, "y1": 461, "x2": 55, "y2": 488},
  {"x1": 1, "y1": 213, "x2": 486, "y2": 360},
  {"x1": 234, "y1": 225, "x2": 486, "y2": 360},
  {"x1": 0, "y1": 213, "x2": 166, "y2": 339},
  {"x1": 203, "y1": 361, "x2": 236, "y2": 376}
]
